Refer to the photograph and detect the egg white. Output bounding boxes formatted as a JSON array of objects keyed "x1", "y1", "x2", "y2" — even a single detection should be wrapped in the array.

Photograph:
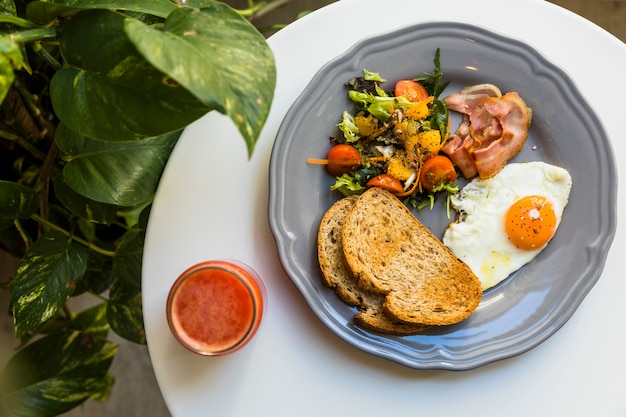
[{"x1": 442, "y1": 161, "x2": 572, "y2": 290}]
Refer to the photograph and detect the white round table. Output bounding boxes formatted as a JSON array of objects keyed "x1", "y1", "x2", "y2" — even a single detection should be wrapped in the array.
[{"x1": 142, "y1": 1, "x2": 626, "y2": 415}]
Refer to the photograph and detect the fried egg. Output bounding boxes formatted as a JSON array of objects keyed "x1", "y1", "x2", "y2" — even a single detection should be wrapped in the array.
[{"x1": 442, "y1": 161, "x2": 572, "y2": 290}]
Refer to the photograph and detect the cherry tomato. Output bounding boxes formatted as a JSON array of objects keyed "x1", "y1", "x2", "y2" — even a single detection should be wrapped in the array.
[
  {"x1": 419, "y1": 155, "x2": 457, "y2": 191},
  {"x1": 326, "y1": 144, "x2": 361, "y2": 176},
  {"x1": 394, "y1": 80, "x2": 428, "y2": 102},
  {"x1": 366, "y1": 174, "x2": 404, "y2": 194}
]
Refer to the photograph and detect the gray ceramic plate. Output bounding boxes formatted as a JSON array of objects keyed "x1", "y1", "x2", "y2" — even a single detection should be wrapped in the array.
[{"x1": 268, "y1": 22, "x2": 617, "y2": 370}]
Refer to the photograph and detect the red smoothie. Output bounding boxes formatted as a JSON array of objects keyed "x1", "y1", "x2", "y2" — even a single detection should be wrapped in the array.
[{"x1": 166, "y1": 260, "x2": 265, "y2": 356}]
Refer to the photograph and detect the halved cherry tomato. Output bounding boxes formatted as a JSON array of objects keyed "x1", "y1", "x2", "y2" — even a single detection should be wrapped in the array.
[
  {"x1": 366, "y1": 174, "x2": 404, "y2": 194},
  {"x1": 326, "y1": 144, "x2": 361, "y2": 176},
  {"x1": 419, "y1": 155, "x2": 457, "y2": 191},
  {"x1": 394, "y1": 80, "x2": 428, "y2": 102}
]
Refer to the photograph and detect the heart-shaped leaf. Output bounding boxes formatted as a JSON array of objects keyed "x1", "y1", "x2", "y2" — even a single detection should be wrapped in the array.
[
  {"x1": 11, "y1": 230, "x2": 87, "y2": 337},
  {"x1": 26, "y1": 0, "x2": 177, "y2": 24},
  {"x1": 0, "y1": 305, "x2": 117, "y2": 417},
  {"x1": 56, "y1": 123, "x2": 179, "y2": 206},
  {"x1": 0, "y1": 180, "x2": 40, "y2": 224},
  {"x1": 52, "y1": 170, "x2": 118, "y2": 224},
  {"x1": 51, "y1": 9, "x2": 210, "y2": 142},
  {"x1": 107, "y1": 284, "x2": 144, "y2": 344},
  {"x1": 108, "y1": 230, "x2": 145, "y2": 343},
  {"x1": 125, "y1": 2, "x2": 276, "y2": 155},
  {"x1": 69, "y1": 302, "x2": 110, "y2": 338},
  {"x1": 73, "y1": 250, "x2": 114, "y2": 296}
]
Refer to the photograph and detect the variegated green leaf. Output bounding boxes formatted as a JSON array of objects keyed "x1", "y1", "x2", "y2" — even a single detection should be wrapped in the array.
[
  {"x1": 56, "y1": 123, "x2": 179, "y2": 206},
  {"x1": 70, "y1": 303, "x2": 110, "y2": 338},
  {"x1": 26, "y1": 0, "x2": 177, "y2": 24},
  {"x1": 108, "y1": 230, "x2": 145, "y2": 343},
  {"x1": 0, "y1": 180, "x2": 39, "y2": 230},
  {"x1": 0, "y1": 41, "x2": 16, "y2": 103},
  {"x1": 11, "y1": 230, "x2": 87, "y2": 337},
  {"x1": 0, "y1": 180, "x2": 39, "y2": 222},
  {"x1": 52, "y1": 170, "x2": 117, "y2": 224},
  {"x1": 51, "y1": 9, "x2": 209, "y2": 142},
  {"x1": 0, "y1": 305, "x2": 117, "y2": 417},
  {"x1": 125, "y1": 1, "x2": 276, "y2": 156},
  {"x1": 73, "y1": 250, "x2": 114, "y2": 296},
  {"x1": 107, "y1": 286, "x2": 144, "y2": 344}
]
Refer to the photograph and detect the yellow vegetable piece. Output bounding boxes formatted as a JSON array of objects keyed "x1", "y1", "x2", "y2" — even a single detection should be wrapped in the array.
[
  {"x1": 404, "y1": 96, "x2": 434, "y2": 120},
  {"x1": 387, "y1": 156, "x2": 413, "y2": 181},
  {"x1": 405, "y1": 120, "x2": 418, "y2": 137},
  {"x1": 355, "y1": 114, "x2": 378, "y2": 137},
  {"x1": 405, "y1": 133, "x2": 418, "y2": 152},
  {"x1": 417, "y1": 130, "x2": 442, "y2": 155}
]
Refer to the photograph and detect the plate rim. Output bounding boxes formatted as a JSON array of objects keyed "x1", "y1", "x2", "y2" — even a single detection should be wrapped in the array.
[{"x1": 268, "y1": 21, "x2": 618, "y2": 370}]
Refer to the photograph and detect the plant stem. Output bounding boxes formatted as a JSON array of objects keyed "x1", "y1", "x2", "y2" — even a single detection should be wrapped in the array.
[
  {"x1": 13, "y1": 219, "x2": 33, "y2": 248},
  {"x1": 36, "y1": 139, "x2": 59, "y2": 226},
  {"x1": 253, "y1": 0, "x2": 293, "y2": 19},
  {"x1": 31, "y1": 42, "x2": 62, "y2": 71},
  {"x1": 10, "y1": 28, "x2": 57, "y2": 44},
  {"x1": 0, "y1": 129, "x2": 47, "y2": 160},
  {"x1": 30, "y1": 214, "x2": 117, "y2": 258},
  {"x1": 0, "y1": 15, "x2": 41, "y2": 29},
  {"x1": 235, "y1": 1, "x2": 266, "y2": 17},
  {"x1": 15, "y1": 82, "x2": 43, "y2": 131},
  {"x1": 236, "y1": 0, "x2": 295, "y2": 19}
]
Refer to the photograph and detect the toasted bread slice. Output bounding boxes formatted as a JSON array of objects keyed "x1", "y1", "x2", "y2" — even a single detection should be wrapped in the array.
[
  {"x1": 354, "y1": 307, "x2": 428, "y2": 335},
  {"x1": 342, "y1": 187, "x2": 482, "y2": 326},
  {"x1": 317, "y1": 197, "x2": 428, "y2": 335},
  {"x1": 317, "y1": 197, "x2": 362, "y2": 306}
]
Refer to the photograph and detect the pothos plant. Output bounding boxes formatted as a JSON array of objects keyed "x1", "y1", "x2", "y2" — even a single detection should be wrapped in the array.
[{"x1": 0, "y1": 0, "x2": 289, "y2": 415}]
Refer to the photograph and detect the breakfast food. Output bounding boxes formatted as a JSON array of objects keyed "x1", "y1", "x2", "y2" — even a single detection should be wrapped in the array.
[
  {"x1": 317, "y1": 197, "x2": 429, "y2": 334},
  {"x1": 340, "y1": 187, "x2": 482, "y2": 326},
  {"x1": 307, "y1": 49, "x2": 459, "y2": 211},
  {"x1": 442, "y1": 83, "x2": 532, "y2": 179},
  {"x1": 443, "y1": 161, "x2": 572, "y2": 290},
  {"x1": 311, "y1": 56, "x2": 571, "y2": 337},
  {"x1": 318, "y1": 196, "x2": 363, "y2": 306}
]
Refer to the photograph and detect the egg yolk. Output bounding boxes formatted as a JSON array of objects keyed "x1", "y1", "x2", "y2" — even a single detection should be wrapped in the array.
[{"x1": 505, "y1": 195, "x2": 557, "y2": 250}]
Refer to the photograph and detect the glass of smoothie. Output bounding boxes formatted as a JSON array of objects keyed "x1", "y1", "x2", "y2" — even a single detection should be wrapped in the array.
[{"x1": 166, "y1": 260, "x2": 266, "y2": 356}]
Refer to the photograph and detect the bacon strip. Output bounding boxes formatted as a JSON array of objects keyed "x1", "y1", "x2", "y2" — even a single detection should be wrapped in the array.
[
  {"x1": 443, "y1": 85, "x2": 532, "y2": 179},
  {"x1": 442, "y1": 134, "x2": 478, "y2": 178}
]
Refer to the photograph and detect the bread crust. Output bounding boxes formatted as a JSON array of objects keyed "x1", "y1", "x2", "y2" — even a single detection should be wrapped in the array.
[
  {"x1": 341, "y1": 188, "x2": 482, "y2": 326},
  {"x1": 317, "y1": 197, "x2": 428, "y2": 335}
]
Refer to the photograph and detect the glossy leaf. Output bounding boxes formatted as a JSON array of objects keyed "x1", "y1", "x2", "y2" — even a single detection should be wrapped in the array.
[
  {"x1": 51, "y1": 9, "x2": 209, "y2": 142},
  {"x1": 107, "y1": 284, "x2": 144, "y2": 344},
  {"x1": 108, "y1": 230, "x2": 145, "y2": 343},
  {"x1": 125, "y1": 2, "x2": 276, "y2": 156},
  {"x1": 113, "y1": 230, "x2": 143, "y2": 288},
  {"x1": 0, "y1": 0, "x2": 16, "y2": 15},
  {"x1": 0, "y1": 180, "x2": 39, "y2": 220},
  {"x1": 0, "y1": 36, "x2": 20, "y2": 102},
  {"x1": 55, "y1": 123, "x2": 179, "y2": 206},
  {"x1": 1, "y1": 0, "x2": 32, "y2": 74},
  {"x1": 11, "y1": 230, "x2": 87, "y2": 338},
  {"x1": 0, "y1": 304, "x2": 117, "y2": 417},
  {"x1": 73, "y1": 249, "x2": 114, "y2": 296},
  {"x1": 26, "y1": 0, "x2": 177, "y2": 24},
  {"x1": 0, "y1": 0, "x2": 26, "y2": 101},
  {"x1": 0, "y1": 179, "x2": 38, "y2": 230},
  {"x1": 69, "y1": 302, "x2": 110, "y2": 338},
  {"x1": 52, "y1": 170, "x2": 117, "y2": 224}
]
